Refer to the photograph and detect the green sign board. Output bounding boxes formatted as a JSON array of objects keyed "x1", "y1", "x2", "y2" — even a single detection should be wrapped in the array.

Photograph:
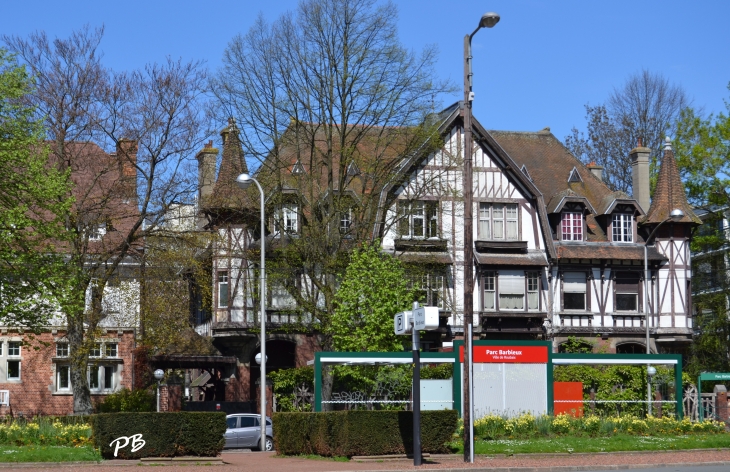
[{"x1": 699, "y1": 372, "x2": 730, "y2": 382}]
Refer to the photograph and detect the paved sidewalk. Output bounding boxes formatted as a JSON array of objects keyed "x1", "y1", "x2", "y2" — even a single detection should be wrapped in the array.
[{"x1": 2, "y1": 449, "x2": 730, "y2": 471}]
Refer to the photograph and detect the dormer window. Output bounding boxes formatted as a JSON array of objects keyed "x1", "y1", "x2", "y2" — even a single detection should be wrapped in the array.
[
  {"x1": 274, "y1": 204, "x2": 298, "y2": 234},
  {"x1": 612, "y1": 213, "x2": 633, "y2": 242},
  {"x1": 561, "y1": 212, "x2": 583, "y2": 241}
]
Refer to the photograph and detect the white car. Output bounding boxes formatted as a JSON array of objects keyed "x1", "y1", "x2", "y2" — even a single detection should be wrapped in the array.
[{"x1": 224, "y1": 414, "x2": 274, "y2": 451}]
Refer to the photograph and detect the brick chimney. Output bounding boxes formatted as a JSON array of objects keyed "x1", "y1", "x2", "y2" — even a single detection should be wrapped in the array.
[
  {"x1": 630, "y1": 138, "x2": 651, "y2": 213},
  {"x1": 116, "y1": 139, "x2": 138, "y2": 201},
  {"x1": 586, "y1": 161, "x2": 604, "y2": 181},
  {"x1": 196, "y1": 140, "x2": 218, "y2": 204}
]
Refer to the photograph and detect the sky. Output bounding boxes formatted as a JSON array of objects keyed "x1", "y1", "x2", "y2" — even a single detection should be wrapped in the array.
[{"x1": 2, "y1": 0, "x2": 729, "y2": 146}]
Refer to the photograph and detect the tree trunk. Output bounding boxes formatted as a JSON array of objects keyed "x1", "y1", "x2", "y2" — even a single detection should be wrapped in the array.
[
  {"x1": 68, "y1": 312, "x2": 93, "y2": 415},
  {"x1": 321, "y1": 364, "x2": 334, "y2": 412}
]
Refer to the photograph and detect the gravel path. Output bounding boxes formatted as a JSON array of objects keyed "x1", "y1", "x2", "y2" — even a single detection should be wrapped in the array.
[{"x1": 1, "y1": 449, "x2": 730, "y2": 472}]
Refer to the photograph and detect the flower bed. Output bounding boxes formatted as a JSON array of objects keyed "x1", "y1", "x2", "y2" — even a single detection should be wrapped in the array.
[
  {"x1": 473, "y1": 413, "x2": 725, "y2": 440},
  {"x1": 0, "y1": 418, "x2": 92, "y2": 447}
]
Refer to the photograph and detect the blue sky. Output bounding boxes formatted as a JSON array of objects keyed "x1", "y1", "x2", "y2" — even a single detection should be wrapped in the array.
[{"x1": 2, "y1": 0, "x2": 729, "y2": 145}]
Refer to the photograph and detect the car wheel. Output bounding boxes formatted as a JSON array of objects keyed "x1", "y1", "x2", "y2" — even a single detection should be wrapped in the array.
[{"x1": 260, "y1": 436, "x2": 273, "y2": 452}]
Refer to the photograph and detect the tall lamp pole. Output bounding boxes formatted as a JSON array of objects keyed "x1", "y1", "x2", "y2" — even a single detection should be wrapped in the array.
[
  {"x1": 463, "y1": 11, "x2": 499, "y2": 464},
  {"x1": 643, "y1": 207, "x2": 683, "y2": 416},
  {"x1": 235, "y1": 173, "x2": 267, "y2": 451}
]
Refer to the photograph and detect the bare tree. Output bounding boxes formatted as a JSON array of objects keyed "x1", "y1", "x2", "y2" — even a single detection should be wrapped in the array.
[
  {"x1": 210, "y1": 0, "x2": 452, "y2": 406},
  {"x1": 565, "y1": 69, "x2": 691, "y2": 193},
  {"x1": 4, "y1": 27, "x2": 210, "y2": 414}
]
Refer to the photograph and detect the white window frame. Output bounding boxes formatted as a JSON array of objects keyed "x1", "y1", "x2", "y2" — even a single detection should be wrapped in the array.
[
  {"x1": 399, "y1": 201, "x2": 439, "y2": 239},
  {"x1": 88, "y1": 223, "x2": 107, "y2": 241},
  {"x1": 56, "y1": 343, "x2": 69, "y2": 358},
  {"x1": 7, "y1": 341, "x2": 20, "y2": 357},
  {"x1": 6, "y1": 360, "x2": 20, "y2": 381},
  {"x1": 482, "y1": 271, "x2": 541, "y2": 312},
  {"x1": 56, "y1": 364, "x2": 71, "y2": 392},
  {"x1": 280, "y1": 204, "x2": 298, "y2": 233},
  {"x1": 612, "y1": 213, "x2": 633, "y2": 242},
  {"x1": 89, "y1": 364, "x2": 117, "y2": 393},
  {"x1": 218, "y1": 271, "x2": 229, "y2": 308},
  {"x1": 105, "y1": 343, "x2": 118, "y2": 358},
  {"x1": 563, "y1": 272, "x2": 587, "y2": 311},
  {"x1": 339, "y1": 208, "x2": 352, "y2": 234},
  {"x1": 478, "y1": 203, "x2": 519, "y2": 240},
  {"x1": 561, "y1": 212, "x2": 583, "y2": 241},
  {"x1": 7, "y1": 341, "x2": 21, "y2": 381},
  {"x1": 89, "y1": 343, "x2": 101, "y2": 358},
  {"x1": 411, "y1": 273, "x2": 447, "y2": 310}
]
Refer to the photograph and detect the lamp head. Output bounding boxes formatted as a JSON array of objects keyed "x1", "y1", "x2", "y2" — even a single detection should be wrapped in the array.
[
  {"x1": 235, "y1": 173, "x2": 253, "y2": 190},
  {"x1": 479, "y1": 12, "x2": 500, "y2": 28},
  {"x1": 254, "y1": 352, "x2": 268, "y2": 365},
  {"x1": 154, "y1": 369, "x2": 165, "y2": 381},
  {"x1": 669, "y1": 208, "x2": 684, "y2": 220},
  {"x1": 647, "y1": 366, "x2": 657, "y2": 377}
]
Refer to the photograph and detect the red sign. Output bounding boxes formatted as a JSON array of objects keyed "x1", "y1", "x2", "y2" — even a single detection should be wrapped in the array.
[{"x1": 459, "y1": 345, "x2": 548, "y2": 364}]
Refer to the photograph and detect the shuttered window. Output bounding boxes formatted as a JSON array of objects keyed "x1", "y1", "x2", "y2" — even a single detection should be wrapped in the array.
[{"x1": 563, "y1": 272, "x2": 586, "y2": 310}]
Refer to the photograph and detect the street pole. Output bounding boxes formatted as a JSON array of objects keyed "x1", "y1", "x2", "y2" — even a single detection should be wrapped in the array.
[
  {"x1": 235, "y1": 173, "x2": 267, "y2": 450},
  {"x1": 412, "y1": 301, "x2": 422, "y2": 466},
  {"x1": 462, "y1": 12, "x2": 499, "y2": 463}
]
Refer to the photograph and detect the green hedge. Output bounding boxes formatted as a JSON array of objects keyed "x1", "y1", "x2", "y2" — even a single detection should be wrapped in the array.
[
  {"x1": 91, "y1": 412, "x2": 226, "y2": 459},
  {"x1": 273, "y1": 410, "x2": 457, "y2": 457}
]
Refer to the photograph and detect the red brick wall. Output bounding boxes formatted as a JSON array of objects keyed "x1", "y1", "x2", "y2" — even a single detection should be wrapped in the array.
[{"x1": 0, "y1": 329, "x2": 135, "y2": 416}]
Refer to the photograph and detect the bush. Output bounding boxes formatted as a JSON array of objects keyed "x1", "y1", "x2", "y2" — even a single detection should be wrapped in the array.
[
  {"x1": 91, "y1": 412, "x2": 226, "y2": 459},
  {"x1": 96, "y1": 388, "x2": 156, "y2": 413},
  {"x1": 273, "y1": 409, "x2": 457, "y2": 457}
]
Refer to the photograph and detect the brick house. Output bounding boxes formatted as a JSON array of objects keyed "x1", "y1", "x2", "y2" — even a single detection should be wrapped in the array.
[{"x1": 0, "y1": 141, "x2": 139, "y2": 416}]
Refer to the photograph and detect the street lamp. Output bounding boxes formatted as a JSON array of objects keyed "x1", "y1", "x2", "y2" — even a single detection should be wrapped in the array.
[
  {"x1": 647, "y1": 366, "x2": 657, "y2": 416},
  {"x1": 154, "y1": 368, "x2": 164, "y2": 412},
  {"x1": 235, "y1": 172, "x2": 267, "y2": 451},
  {"x1": 463, "y1": 11, "x2": 499, "y2": 464},
  {"x1": 643, "y1": 208, "x2": 682, "y2": 418}
]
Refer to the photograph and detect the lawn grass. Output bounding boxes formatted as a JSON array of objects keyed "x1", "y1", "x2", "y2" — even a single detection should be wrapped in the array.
[
  {"x1": 447, "y1": 434, "x2": 730, "y2": 455},
  {"x1": 0, "y1": 445, "x2": 102, "y2": 462}
]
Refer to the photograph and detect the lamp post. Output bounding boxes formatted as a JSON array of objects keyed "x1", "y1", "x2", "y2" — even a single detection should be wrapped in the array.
[
  {"x1": 647, "y1": 365, "x2": 657, "y2": 416},
  {"x1": 154, "y1": 368, "x2": 164, "y2": 412},
  {"x1": 463, "y1": 11, "x2": 499, "y2": 464},
  {"x1": 235, "y1": 173, "x2": 267, "y2": 451},
  {"x1": 643, "y1": 208, "x2": 683, "y2": 417}
]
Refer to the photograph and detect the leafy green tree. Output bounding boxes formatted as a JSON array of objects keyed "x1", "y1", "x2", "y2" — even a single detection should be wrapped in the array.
[
  {"x1": 329, "y1": 242, "x2": 413, "y2": 352},
  {"x1": 0, "y1": 48, "x2": 72, "y2": 330},
  {"x1": 674, "y1": 83, "x2": 730, "y2": 378}
]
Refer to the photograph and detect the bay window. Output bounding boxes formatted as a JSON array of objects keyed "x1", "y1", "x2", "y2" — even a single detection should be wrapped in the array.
[{"x1": 482, "y1": 270, "x2": 541, "y2": 311}]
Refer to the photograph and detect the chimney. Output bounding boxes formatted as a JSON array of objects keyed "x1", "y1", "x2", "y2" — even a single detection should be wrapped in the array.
[
  {"x1": 117, "y1": 139, "x2": 138, "y2": 201},
  {"x1": 196, "y1": 140, "x2": 218, "y2": 204},
  {"x1": 586, "y1": 161, "x2": 604, "y2": 181},
  {"x1": 630, "y1": 138, "x2": 651, "y2": 213}
]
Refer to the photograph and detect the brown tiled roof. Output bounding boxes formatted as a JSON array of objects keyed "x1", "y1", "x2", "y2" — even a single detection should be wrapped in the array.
[
  {"x1": 487, "y1": 129, "x2": 616, "y2": 214},
  {"x1": 643, "y1": 140, "x2": 701, "y2": 225},
  {"x1": 394, "y1": 252, "x2": 453, "y2": 264},
  {"x1": 555, "y1": 242, "x2": 666, "y2": 261},
  {"x1": 206, "y1": 119, "x2": 256, "y2": 212},
  {"x1": 475, "y1": 251, "x2": 548, "y2": 266}
]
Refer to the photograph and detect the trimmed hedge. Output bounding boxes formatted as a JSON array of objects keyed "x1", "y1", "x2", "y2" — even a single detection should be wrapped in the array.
[
  {"x1": 91, "y1": 412, "x2": 226, "y2": 459},
  {"x1": 273, "y1": 410, "x2": 457, "y2": 457}
]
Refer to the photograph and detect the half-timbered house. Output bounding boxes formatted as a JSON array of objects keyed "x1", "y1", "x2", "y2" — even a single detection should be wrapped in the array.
[{"x1": 192, "y1": 105, "x2": 700, "y2": 407}]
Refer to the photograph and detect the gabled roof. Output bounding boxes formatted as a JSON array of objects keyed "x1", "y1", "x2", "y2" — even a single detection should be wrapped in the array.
[
  {"x1": 643, "y1": 138, "x2": 701, "y2": 225},
  {"x1": 486, "y1": 128, "x2": 619, "y2": 214},
  {"x1": 546, "y1": 189, "x2": 596, "y2": 214}
]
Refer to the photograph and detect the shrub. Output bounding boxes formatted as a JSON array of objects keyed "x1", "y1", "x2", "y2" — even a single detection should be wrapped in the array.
[
  {"x1": 273, "y1": 409, "x2": 457, "y2": 457},
  {"x1": 96, "y1": 388, "x2": 156, "y2": 413},
  {"x1": 91, "y1": 412, "x2": 226, "y2": 459}
]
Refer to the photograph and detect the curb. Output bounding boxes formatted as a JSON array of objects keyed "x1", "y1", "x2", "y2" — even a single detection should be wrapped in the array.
[{"x1": 340, "y1": 461, "x2": 730, "y2": 472}]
